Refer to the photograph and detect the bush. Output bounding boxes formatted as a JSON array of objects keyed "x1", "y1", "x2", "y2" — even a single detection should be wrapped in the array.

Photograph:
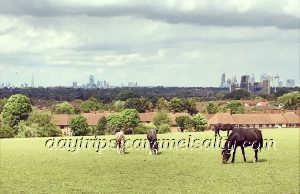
[
  {"x1": 16, "y1": 121, "x2": 39, "y2": 138},
  {"x1": 153, "y1": 110, "x2": 171, "y2": 128},
  {"x1": 175, "y1": 115, "x2": 193, "y2": 132},
  {"x1": 192, "y1": 113, "x2": 208, "y2": 131},
  {"x1": 52, "y1": 102, "x2": 74, "y2": 114},
  {"x1": 0, "y1": 123, "x2": 15, "y2": 138},
  {"x1": 26, "y1": 110, "x2": 61, "y2": 137},
  {"x1": 134, "y1": 123, "x2": 155, "y2": 134},
  {"x1": 96, "y1": 117, "x2": 107, "y2": 135},
  {"x1": 69, "y1": 115, "x2": 89, "y2": 136},
  {"x1": 158, "y1": 124, "x2": 171, "y2": 134},
  {"x1": 80, "y1": 97, "x2": 102, "y2": 113},
  {"x1": 226, "y1": 101, "x2": 245, "y2": 114}
]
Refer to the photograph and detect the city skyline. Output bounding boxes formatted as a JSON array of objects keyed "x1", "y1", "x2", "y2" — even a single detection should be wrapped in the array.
[
  {"x1": 0, "y1": 0, "x2": 299, "y2": 87},
  {"x1": 0, "y1": 72, "x2": 298, "y2": 89}
]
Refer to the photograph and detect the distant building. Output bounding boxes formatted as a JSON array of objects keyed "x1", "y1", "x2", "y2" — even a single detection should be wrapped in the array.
[
  {"x1": 220, "y1": 73, "x2": 226, "y2": 88},
  {"x1": 72, "y1": 82, "x2": 78, "y2": 88},
  {"x1": 88, "y1": 75, "x2": 96, "y2": 88},
  {"x1": 286, "y1": 79, "x2": 295, "y2": 87},
  {"x1": 262, "y1": 79, "x2": 270, "y2": 94},
  {"x1": 240, "y1": 75, "x2": 250, "y2": 92}
]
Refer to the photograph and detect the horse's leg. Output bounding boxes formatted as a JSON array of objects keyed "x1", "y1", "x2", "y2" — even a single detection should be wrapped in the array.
[
  {"x1": 231, "y1": 146, "x2": 237, "y2": 163},
  {"x1": 241, "y1": 147, "x2": 246, "y2": 162},
  {"x1": 254, "y1": 149, "x2": 258, "y2": 162},
  {"x1": 227, "y1": 130, "x2": 230, "y2": 137}
]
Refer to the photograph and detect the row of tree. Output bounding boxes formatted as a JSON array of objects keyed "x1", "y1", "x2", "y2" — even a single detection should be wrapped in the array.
[
  {"x1": 51, "y1": 97, "x2": 198, "y2": 114},
  {"x1": 68, "y1": 109, "x2": 208, "y2": 136}
]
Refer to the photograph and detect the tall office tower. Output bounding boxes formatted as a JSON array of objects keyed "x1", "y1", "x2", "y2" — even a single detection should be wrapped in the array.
[
  {"x1": 286, "y1": 79, "x2": 295, "y2": 87},
  {"x1": 262, "y1": 79, "x2": 270, "y2": 94},
  {"x1": 89, "y1": 75, "x2": 95, "y2": 88},
  {"x1": 31, "y1": 74, "x2": 34, "y2": 88},
  {"x1": 220, "y1": 73, "x2": 226, "y2": 88},
  {"x1": 240, "y1": 75, "x2": 250, "y2": 92},
  {"x1": 249, "y1": 74, "x2": 255, "y2": 86}
]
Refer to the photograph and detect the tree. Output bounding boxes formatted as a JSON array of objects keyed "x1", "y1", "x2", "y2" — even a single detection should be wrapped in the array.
[
  {"x1": 0, "y1": 123, "x2": 15, "y2": 138},
  {"x1": 113, "y1": 100, "x2": 125, "y2": 112},
  {"x1": 175, "y1": 115, "x2": 193, "y2": 132},
  {"x1": 225, "y1": 89, "x2": 251, "y2": 100},
  {"x1": 156, "y1": 97, "x2": 169, "y2": 110},
  {"x1": 226, "y1": 101, "x2": 245, "y2": 114},
  {"x1": 125, "y1": 97, "x2": 152, "y2": 113},
  {"x1": 116, "y1": 90, "x2": 140, "y2": 101},
  {"x1": 183, "y1": 99, "x2": 198, "y2": 114},
  {"x1": 80, "y1": 97, "x2": 102, "y2": 113},
  {"x1": 0, "y1": 98, "x2": 7, "y2": 113},
  {"x1": 2, "y1": 94, "x2": 32, "y2": 129},
  {"x1": 134, "y1": 123, "x2": 155, "y2": 134},
  {"x1": 23, "y1": 110, "x2": 61, "y2": 137},
  {"x1": 157, "y1": 123, "x2": 171, "y2": 134},
  {"x1": 53, "y1": 102, "x2": 74, "y2": 114},
  {"x1": 277, "y1": 91, "x2": 300, "y2": 109},
  {"x1": 153, "y1": 110, "x2": 171, "y2": 128},
  {"x1": 69, "y1": 115, "x2": 89, "y2": 136},
  {"x1": 192, "y1": 113, "x2": 208, "y2": 131},
  {"x1": 106, "y1": 114, "x2": 124, "y2": 134},
  {"x1": 121, "y1": 109, "x2": 140, "y2": 132},
  {"x1": 95, "y1": 117, "x2": 107, "y2": 135},
  {"x1": 206, "y1": 102, "x2": 218, "y2": 114},
  {"x1": 169, "y1": 97, "x2": 185, "y2": 112}
]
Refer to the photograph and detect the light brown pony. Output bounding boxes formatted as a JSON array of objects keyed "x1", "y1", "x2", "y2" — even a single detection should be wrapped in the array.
[{"x1": 115, "y1": 130, "x2": 125, "y2": 154}]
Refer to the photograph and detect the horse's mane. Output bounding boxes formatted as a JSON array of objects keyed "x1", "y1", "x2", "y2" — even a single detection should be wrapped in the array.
[{"x1": 223, "y1": 130, "x2": 237, "y2": 151}]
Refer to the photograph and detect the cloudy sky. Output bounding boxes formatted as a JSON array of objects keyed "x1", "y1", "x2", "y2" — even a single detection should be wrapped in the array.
[{"x1": 0, "y1": 0, "x2": 299, "y2": 87}]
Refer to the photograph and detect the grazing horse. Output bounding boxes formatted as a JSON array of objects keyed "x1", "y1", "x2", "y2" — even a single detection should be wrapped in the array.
[
  {"x1": 147, "y1": 129, "x2": 158, "y2": 155},
  {"x1": 222, "y1": 128, "x2": 263, "y2": 164},
  {"x1": 115, "y1": 130, "x2": 125, "y2": 154},
  {"x1": 213, "y1": 123, "x2": 235, "y2": 137}
]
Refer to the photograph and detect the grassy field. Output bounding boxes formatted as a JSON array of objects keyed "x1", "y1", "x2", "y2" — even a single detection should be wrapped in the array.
[{"x1": 0, "y1": 128, "x2": 299, "y2": 193}]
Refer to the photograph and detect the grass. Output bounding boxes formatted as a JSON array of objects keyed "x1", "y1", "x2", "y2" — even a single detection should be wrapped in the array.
[{"x1": 0, "y1": 128, "x2": 299, "y2": 193}]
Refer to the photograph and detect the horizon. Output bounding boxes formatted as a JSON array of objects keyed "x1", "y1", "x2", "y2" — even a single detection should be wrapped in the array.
[{"x1": 0, "y1": 0, "x2": 299, "y2": 87}]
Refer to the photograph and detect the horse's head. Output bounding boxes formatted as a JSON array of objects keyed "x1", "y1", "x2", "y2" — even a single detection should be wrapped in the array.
[{"x1": 221, "y1": 148, "x2": 231, "y2": 164}]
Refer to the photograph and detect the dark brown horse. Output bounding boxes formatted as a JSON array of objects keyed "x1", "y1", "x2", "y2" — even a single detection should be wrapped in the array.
[
  {"x1": 213, "y1": 123, "x2": 235, "y2": 137},
  {"x1": 222, "y1": 128, "x2": 263, "y2": 164}
]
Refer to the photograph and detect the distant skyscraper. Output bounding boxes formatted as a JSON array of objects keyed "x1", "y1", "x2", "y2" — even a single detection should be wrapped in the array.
[
  {"x1": 31, "y1": 74, "x2": 34, "y2": 88},
  {"x1": 286, "y1": 79, "x2": 295, "y2": 87},
  {"x1": 240, "y1": 75, "x2": 250, "y2": 92},
  {"x1": 249, "y1": 74, "x2": 255, "y2": 86},
  {"x1": 220, "y1": 73, "x2": 226, "y2": 88},
  {"x1": 262, "y1": 79, "x2": 270, "y2": 94},
  {"x1": 89, "y1": 75, "x2": 95, "y2": 88},
  {"x1": 72, "y1": 82, "x2": 78, "y2": 88}
]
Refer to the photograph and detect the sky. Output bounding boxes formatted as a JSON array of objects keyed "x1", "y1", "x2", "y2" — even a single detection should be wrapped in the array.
[{"x1": 0, "y1": 0, "x2": 299, "y2": 87}]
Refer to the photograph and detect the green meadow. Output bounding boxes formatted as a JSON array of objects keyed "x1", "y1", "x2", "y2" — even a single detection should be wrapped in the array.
[{"x1": 0, "y1": 128, "x2": 299, "y2": 193}]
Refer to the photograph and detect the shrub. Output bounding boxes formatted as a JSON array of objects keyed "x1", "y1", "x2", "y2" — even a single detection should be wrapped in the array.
[
  {"x1": 0, "y1": 123, "x2": 15, "y2": 138},
  {"x1": 175, "y1": 115, "x2": 193, "y2": 132},
  {"x1": 80, "y1": 97, "x2": 102, "y2": 113},
  {"x1": 158, "y1": 124, "x2": 171, "y2": 134},
  {"x1": 16, "y1": 121, "x2": 39, "y2": 138},
  {"x1": 69, "y1": 115, "x2": 89, "y2": 136},
  {"x1": 192, "y1": 113, "x2": 208, "y2": 131},
  {"x1": 153, "y1": 110, "x2": 171, "y2": 128},
  {"x1": 52, "y1": 102, "x2": 74, "y2": 114},
  {"x1": 96, "y1": 116, "x2": 107, "y2": 135},
  {"x1": 134, "y1": 123, "x2": 155, "y2": 134}
]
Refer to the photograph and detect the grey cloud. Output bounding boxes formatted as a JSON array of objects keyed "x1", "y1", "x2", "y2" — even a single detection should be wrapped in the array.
[{"x1": 1, "y1": 0, "x2": 299, "y2": 29}]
